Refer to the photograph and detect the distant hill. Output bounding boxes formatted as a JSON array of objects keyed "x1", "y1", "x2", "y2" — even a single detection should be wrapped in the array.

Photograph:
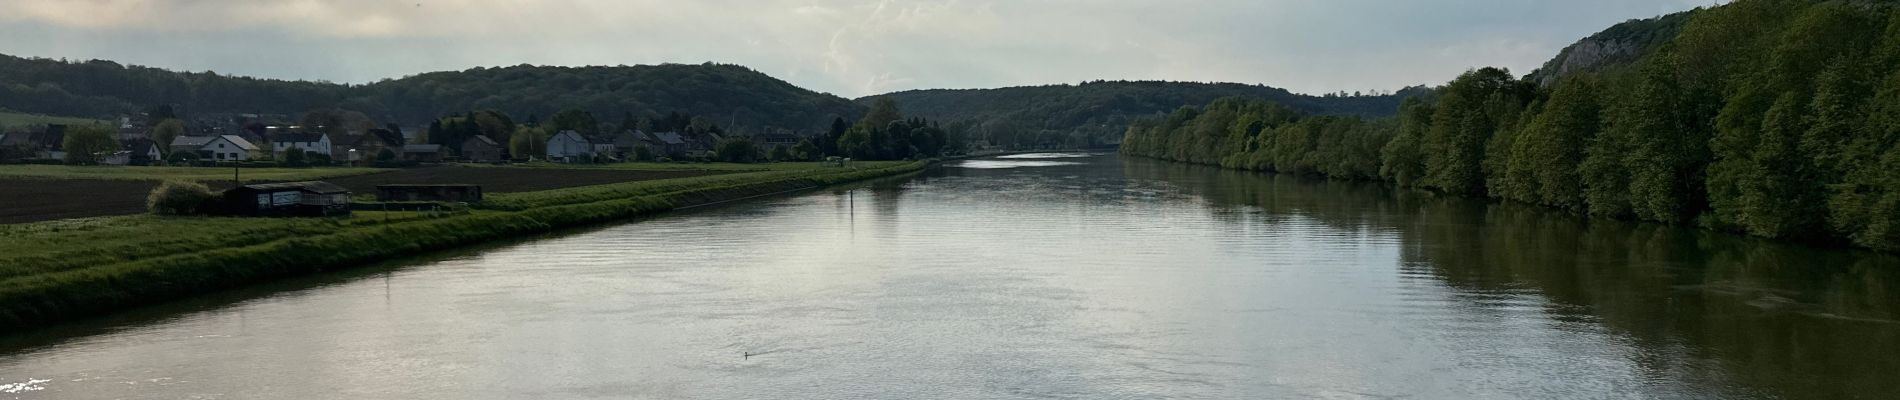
[
  {"x1": 0, "y1": 54, "x2": 863, "y2": 133},
  {"x1": 862, "y1": 81, "x2": 1422, "y2": 146}
]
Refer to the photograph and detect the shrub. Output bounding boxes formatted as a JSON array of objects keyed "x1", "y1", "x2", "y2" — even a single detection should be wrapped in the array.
[
  {"x1": 147, "y1": 180, "x2": 220, "y2": 215},
  {"x1": 281, "y1": 148, "x2": 307, "y2": 167}
]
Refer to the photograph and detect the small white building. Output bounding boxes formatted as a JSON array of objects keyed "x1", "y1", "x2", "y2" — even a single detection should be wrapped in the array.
[
  {"x1": 546, "y1": 130, "x2": 592, "y2": 162},
  {"x1": 202, "y1": 135, "x2": 261, "y2": 161},
  {"x1": 268, "y1": 132, "x2": 332, "y2": 157}
]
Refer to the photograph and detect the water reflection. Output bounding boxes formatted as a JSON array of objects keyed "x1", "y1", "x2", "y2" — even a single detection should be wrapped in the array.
[
  {"x1": 1123, "y1": 157, "x2": 1900, "y2": 399},
  {"x1": 2, "y1": 154, "x2": 1896, "y2": 399}
]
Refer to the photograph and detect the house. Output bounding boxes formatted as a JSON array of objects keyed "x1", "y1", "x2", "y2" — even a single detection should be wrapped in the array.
[
  {"x1": 200, "y1": 135, "x2": 262, "y2": 161},
  {"x1": 649, "y1": 131, "x2": 687, "y2": 157},
  {"x1": 376, "y1": 184, "x2": 483, "y2": 203},
  {"x1": 592, "y1": 143, "x2": 619, "y2": 160},
  {"x1": 121, "y1": 139, "x2": 161, "y2": 165},
  {"x1": 756, "y1": 132, "x2": 802, "y2": 148},
  {"x1": 268, "y1": 131, "x2": 332, "y2": 158},
  {"x1": 169, "y1": 136, "x2": 215, "y2": 157},
  {"x1": 402, "y1": 144, "x2": 447, "y2": 162},
  {"x1": 222, "y1": 181, "x2": 352, "y2": 217},
  {"x1": 612, "y1": 130, "x2": 655, "y2": 155},
  {"x1": 461, "y1": 135, "x2": 502, "y2": 162},
  {"x1": 546, "y1": 130, "x2": 592, "y2": 162}
]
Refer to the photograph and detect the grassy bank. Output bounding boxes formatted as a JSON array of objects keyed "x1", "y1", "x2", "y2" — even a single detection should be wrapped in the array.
[{"x1": 0, "y1": 161, "x2": 928, "y2": 332}]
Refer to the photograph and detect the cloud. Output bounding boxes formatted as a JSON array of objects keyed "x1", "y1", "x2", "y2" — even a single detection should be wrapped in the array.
[{"x1": 0, "y1": 0, "x2": 1714, "y2": 97}]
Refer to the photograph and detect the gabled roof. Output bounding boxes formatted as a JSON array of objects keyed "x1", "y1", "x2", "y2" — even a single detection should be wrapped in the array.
[
  {"x1": 464, "y1": 135, "x2": 498, "y2": 146},
  {"x1": 215, "y1": 135, "x2": 260, "y2": 150},
  {"x1": 268, "y1": 131, "x2": 327, "y2": 143},
  {"x1": 651, "y1": 132, "x2": 685, "y2": 145},
  {"x1": 550, "y1": 130, "x2": 589, "y2": 144},
  {"x1": 122, "y1": 139, "x2": 159, "y2": 155},
  {"x1": 238, "y1": 181, "x2": 350, "y2": 194},
  {"x1": 403, "y1": 144, "x2": 443, "y2": 153},
  {"x1": 369, "y1": 129, "x2": 405, "y2": 147},
  {"x1": 170, "y1": 135, "x2": 215, "y2": 148}
]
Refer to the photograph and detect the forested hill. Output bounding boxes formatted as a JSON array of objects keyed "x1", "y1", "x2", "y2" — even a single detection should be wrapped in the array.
[
  {"x1": 0, "y1": 55, "x2": 862, "y2": 132},
  {"x1": 1124, "y1": 0, "x2": 1900, "y2": 252},
  {"x1": 863, "y1": 81, "x2": 1423, "y2": 147},
  {"x1": 1523, "y1": 10, "x2": 1695, "y2": 86}
]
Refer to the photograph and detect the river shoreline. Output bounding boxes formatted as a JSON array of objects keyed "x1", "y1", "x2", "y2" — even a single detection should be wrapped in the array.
[{"x1": 0, "y1": 161, "x2": 930, "y2": 332}]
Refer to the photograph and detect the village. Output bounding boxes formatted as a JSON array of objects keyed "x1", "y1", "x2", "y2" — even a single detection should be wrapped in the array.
[
  {"x1": 0, "y1": 108, "x2": 883, "y2": 225},
  {"x1": 0, "y1": 111, "x2": 810, "y2": 167}
]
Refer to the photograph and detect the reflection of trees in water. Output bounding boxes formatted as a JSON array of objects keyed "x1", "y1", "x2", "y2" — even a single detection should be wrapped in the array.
[{"x1": 1122, "y1": 156, "x2": 1900, "y2": 399}]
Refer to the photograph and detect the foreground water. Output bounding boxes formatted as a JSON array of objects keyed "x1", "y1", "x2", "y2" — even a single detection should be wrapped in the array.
[{"x1": 4, "y1": 154, "x2": 1899, "y2": 399}]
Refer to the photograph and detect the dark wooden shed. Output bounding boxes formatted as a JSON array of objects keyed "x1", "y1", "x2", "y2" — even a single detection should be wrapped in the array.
[
  {"x1": 224, "y1": 181, "x2": 353, "y2": 217},
  {"x1": 375, "y1": 184, "x2": 483, "y2": 203}
]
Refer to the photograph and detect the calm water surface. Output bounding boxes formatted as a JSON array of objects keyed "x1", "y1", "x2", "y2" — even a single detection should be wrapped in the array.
[{"x1": 4, "y1": 154, "x2": 1899, "y2": 399}]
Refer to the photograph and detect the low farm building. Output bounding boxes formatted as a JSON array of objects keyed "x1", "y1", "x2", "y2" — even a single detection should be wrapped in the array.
[
  {"x1": 375, "y1": 184, "x2": 484, "y2": 203},
  {"x1": 224, "y1": 181, "x2": 353, "y2": 217}
]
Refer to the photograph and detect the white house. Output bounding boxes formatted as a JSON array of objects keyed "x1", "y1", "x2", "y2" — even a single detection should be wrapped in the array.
[
  {"x1": 202, "y1": 135, "x2": 261, "y2": 161},
  {"x1": 268, "y1": 132, "x2": 332, "y2": 157},
  {"x1": 546, "y1": 130, "x2": 592, "y2": 162}
]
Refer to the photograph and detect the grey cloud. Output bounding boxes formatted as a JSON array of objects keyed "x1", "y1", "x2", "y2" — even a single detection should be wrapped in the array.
[{"x1": 0, "y1": 0, "x2": 1715, "y2": 97}]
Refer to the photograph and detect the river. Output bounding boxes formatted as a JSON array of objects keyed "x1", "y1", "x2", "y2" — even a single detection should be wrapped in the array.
[{"x1": 3, "y1": 154, "x2": 1898, "y2": 399}]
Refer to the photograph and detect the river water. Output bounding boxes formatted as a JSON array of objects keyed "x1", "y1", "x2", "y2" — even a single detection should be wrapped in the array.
[{"x1": 3, "y1": 154, "x2": 1899, "y2": 399}]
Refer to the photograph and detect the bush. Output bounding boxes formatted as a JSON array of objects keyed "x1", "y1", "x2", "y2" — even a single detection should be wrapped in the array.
[
  {"x1": 307, "y1": 151, "x2": 333, "y2": 165},
  {"x1": 147, "y1": 180, "x2": 220, "y2": 215},
  {"x1": 281, "y1": 149, "x2": 307, "y2": 167},
  {"x1": 167, "y1": 151, "x2": 199, "y2": 164}
]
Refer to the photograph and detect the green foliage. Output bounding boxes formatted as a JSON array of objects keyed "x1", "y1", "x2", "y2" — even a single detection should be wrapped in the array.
[
  {"x1": 768, "y1": 145, "x2": 793, "y2": 162},
  {"x1": 1124, "y1": 1, "x2": 1900, "y2": 252},
  {"x1": 791, "y1": 139, "x2": 820, "y2": 161},
  {"x1": 632, "y1": 144, "x2": 655, "y2": 162},
  {"x1": 714, "y1": 138, "x2": 763, "y2": 163},
  {"x1": 509, "y1": 126, "x2": 550, "y2": 159},
  {"x1": 151, "y1": 119, "x2": 184, "y2": 156},
  {"x1": 549, "y1": 109, "x2": 601, "y2": 136},
  {"x1": 376, "y1": 148, "x2": 397, "y2": 162},
  {"x1": 281, "y1": 147, "x2": 307, "y2": 166},
  {"x1": 145, "y1": 180, "x2": 218, "y2": 215},
  {"x1": 879, "y1": 80, "x2": 1419, "y2": 148},
  {"x1": 60, "y1": 124, "x2": 119, "y2": 164}
]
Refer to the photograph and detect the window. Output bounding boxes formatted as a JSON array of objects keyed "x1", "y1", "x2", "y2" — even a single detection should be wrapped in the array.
[
  {"x1": 217, "y1": 153, "x2": 226, "y2": 160},
  {"x1": 219, "y1": 143, "x2": 226, "y2": 148}
]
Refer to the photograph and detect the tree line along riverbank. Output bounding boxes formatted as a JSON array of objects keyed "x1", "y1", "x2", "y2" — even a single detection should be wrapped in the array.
[
  {"x1": 0, "y1": 160, "x2": 927, "y2": 332},
  {"x1": 1123, "y1": 0, "x2": 1900, "y2": 253}
]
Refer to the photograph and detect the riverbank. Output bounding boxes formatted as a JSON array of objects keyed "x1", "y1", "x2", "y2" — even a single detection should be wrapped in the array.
[{"x1": 0, "y1": 160, "x2": 929, "y2": 332}]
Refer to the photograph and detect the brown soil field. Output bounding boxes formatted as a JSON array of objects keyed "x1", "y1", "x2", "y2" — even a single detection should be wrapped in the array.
[
  {"x1": 0, "y1": 166, "x2": 726, "y2": 224},
  {"x1": 0, "y1": 179, "x2": 240, "y2": 224}
]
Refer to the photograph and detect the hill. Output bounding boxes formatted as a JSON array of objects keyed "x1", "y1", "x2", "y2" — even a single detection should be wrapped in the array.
[
  {"x1": 1124, "y1": 0, "x2": 1900, "y2": 252},
  {"x1": 0, "y1": 55, "x2": 862, "y2": 133},
  {"x1": 1523, "y1": 10, "x2": 1696, "y2": 86},
  {"x1": 864, "y1": 81, "x2": 1421, "y2": 147}
]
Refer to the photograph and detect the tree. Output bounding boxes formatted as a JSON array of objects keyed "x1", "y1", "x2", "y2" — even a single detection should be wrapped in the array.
[
  {"x1": 714, "y1": 138, "x2": 762, "y2": 163},
  {"x1": 860, "y1": 97, "x2": 902, "y2": 130},
  {"x1": 301, "y1": 108, "x2": 375, "y2": 136},
  {"x1": 152, "y1": 119, "x2": 185, "y2": 156},
  {"x1": 509, "y1": 126, "x2": 550, "y2": 159},
  {"x1": 768, "y1": 145, "x2": 792, "y2": 162},
  {"x1": 632, "y1": 144, "x2": 655, "y2": 162},
  {"x1": 62, "y1": 125, "x2": 119, "y2": 164},
  {"x1": 146, "y1": 180, "x2": 217, "y2": 215},
  {"x1": 377, "y1": 148, "x2": 398, "y2": 162},
  {"x1": 282, "y1": 147, "x2": 307, "y2": 167},
  {"x1": 792, "y1": 139, "x2": 820, "y2": 161},
  {"x1": 549, "y1": 109, "x2": 600, "y2": 136}
]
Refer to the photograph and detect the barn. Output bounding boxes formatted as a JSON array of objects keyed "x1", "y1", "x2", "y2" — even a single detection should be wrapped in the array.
[{"x1": 223, "y1": 181, "x2": 353, "y2": 217}]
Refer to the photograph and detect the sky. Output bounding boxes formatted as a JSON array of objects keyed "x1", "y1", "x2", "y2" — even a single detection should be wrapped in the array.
[{"x1": 0, "y1": 0, "x2": 1718, "y2": 98}]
